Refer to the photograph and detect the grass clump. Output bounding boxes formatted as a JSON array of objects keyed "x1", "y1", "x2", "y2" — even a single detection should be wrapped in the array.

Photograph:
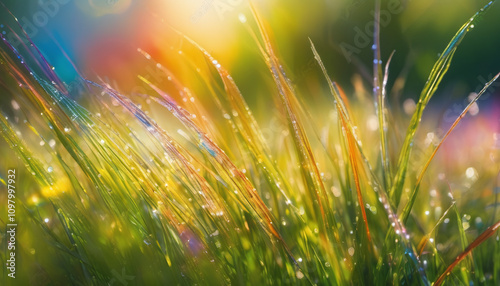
[{"x1": 0, "y1": 1, "x2": 499, "y2": 285}]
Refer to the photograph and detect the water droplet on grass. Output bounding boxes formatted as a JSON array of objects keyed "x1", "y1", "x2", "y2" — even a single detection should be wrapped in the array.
[
  {"x1": 238, "y1": 13, "x2": 247, "y2": 23},
  {"x1": 348, "y1": 247, "x2": 355, "y2": 256},
  {"x1": 466, "y1": 167, "x2": 476, "y2": 178},
  {"x1": 296, "y1": 271, "x2": 304, "y2": 279},
  {"x1": 463, "y1": 221, "x2": 470, "y2": 230},
  {"x1": 11, "y1": 100, "x2": 20, "y2": 110}
]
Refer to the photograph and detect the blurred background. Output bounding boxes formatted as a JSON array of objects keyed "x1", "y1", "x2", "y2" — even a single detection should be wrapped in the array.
[{"x1": 1, "y1": 0, "x2": 499, "y2": 102}]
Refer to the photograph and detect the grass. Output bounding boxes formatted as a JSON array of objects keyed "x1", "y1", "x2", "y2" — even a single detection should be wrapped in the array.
[{"x1": 0, "y1": 1, "x2": 499, "y2": 285}]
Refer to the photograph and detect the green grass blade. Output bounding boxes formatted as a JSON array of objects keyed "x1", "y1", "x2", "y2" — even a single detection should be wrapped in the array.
[
  {"x1": 390, "y1": 0, "x2": 497, "y2": 207},
  {"x1": 400, "y1": 72, "x2": 500, "y2": 224}
]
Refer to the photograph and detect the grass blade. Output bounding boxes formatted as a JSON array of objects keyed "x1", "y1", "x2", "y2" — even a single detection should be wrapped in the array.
[
  {"x1": 434, "y1": 220, "x2": 500, "y2": 286},
  {"x1": 400, "y1": 72, "x2": 500, "y2": 223},
  {"x1": 390, "y1": 0, "x2": 497, "y2": 207}
]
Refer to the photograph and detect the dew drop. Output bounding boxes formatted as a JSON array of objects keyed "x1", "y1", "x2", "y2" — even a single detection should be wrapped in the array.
[
  {"x1": 465, "y1": 167, "x2": 476, "y2": 179},
  {"x1": 348, "y1": 247, "x2": 355, "y2": 256},
  {"x1": 238, "y1": 13, "x2": 247, "y2": 23},
  {"x1": 296, "y1": 271, "x2": 304, "y2": 279},
  {"x1": 11, "y1": 100, "x2": 20, "y2": 110},
  {"x1": 475, "y1": 217, "x2": 482, "y2": 225},
  {"x1": 462, "y1": 221, "x2": 470, "y2": 230}
]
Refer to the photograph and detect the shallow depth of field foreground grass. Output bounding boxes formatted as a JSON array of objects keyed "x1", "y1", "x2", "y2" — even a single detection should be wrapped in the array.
[{"x1": 1, "y1": 1, "x2": 500, "y2": 285}]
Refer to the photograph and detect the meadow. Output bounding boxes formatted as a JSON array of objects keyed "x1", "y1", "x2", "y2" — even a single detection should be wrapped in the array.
[{"x1": 0, "y1": 0, "x2": 499, "y2": 285}]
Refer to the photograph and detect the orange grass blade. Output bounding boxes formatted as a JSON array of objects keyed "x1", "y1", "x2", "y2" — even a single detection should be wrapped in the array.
[
  {"x1": 434, "y1": 220, "x2": 500, "y2": 286},
  {"x1": 249, "y1": 4, "x2": 336, "y2": 236},
  {"x1": 339, "y1": 111, "x2": 371, "y2": 242}
]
